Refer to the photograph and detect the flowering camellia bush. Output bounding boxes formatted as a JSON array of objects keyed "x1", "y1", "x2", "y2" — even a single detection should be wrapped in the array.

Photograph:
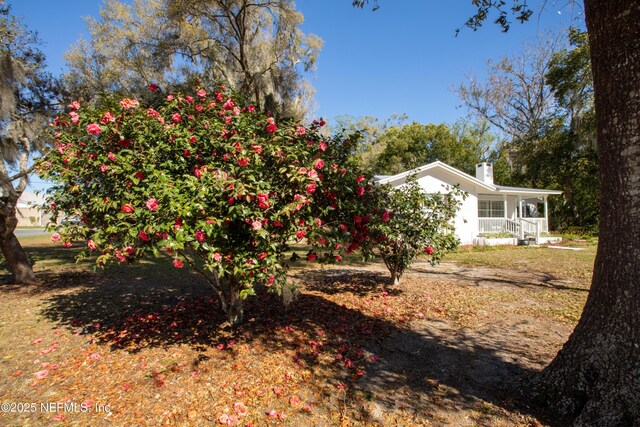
[
  {"x1": 40, "y1": 86, "x2": 375, "y2": 324},
  {"x1": 371, "y1": 176, "x2": 463, "y2": 285}
]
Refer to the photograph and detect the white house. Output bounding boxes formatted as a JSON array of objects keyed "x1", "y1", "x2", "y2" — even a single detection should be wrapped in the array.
[{"x1": 375, "y1": 161, "x2": 563, "y2": 245}]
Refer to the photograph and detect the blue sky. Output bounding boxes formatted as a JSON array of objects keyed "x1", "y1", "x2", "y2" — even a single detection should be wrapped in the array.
[
  {"x1": 9, "y1": 1, "x2": 582, "y2": 190},
  {"x1": 9, "y1": 0, "x2": 583, "y2": 124}
]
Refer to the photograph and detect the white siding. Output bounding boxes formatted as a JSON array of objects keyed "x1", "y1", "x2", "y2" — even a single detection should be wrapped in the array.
[{"x1": 415, "y1": 170, "x2": 478, "y2": 245}]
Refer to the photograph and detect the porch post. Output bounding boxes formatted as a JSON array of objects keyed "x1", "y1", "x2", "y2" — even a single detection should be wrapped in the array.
[
  {"x1": 503, "y1": 194, "x2": 507, "y2": 231},
  {"x1": 544, "y1": 195, "x2": 549, "y2": 233}
]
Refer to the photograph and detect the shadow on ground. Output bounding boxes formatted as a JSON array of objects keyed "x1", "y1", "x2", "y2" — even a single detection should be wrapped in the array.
[{"x1": 2, "y1": 246, "x2": 561, "y2": 425}]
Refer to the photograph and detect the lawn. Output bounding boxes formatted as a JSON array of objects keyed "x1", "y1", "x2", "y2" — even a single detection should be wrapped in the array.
[{"x1": 0, "y1": 237, "x2": 596, "y2": 426}]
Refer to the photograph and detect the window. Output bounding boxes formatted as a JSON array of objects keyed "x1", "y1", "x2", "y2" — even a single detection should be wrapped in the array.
[{"x1": 478, "y1": 200, "x2": 504, "y2": 218}]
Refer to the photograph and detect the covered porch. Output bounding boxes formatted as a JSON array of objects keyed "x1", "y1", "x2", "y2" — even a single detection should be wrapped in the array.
[{"x1": 477, "y1": 190, "x2": 559, "y2": 243}]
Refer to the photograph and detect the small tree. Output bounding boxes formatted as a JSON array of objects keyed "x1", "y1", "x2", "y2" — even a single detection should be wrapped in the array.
[
  {"x1": 41, "y1": 86, "x2": 373, "y2": 325},
  {"x1": 372, "y1": 176, "x2": 463, "y2": 285}
]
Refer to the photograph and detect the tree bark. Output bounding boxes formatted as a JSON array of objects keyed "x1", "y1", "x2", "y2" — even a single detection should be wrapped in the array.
[
  {"x1": 0, "y1": 200, "x2": 36, "y2": 283},
  {"x1": 534, "y1": 2, "x2": 640, "y2": 425}
]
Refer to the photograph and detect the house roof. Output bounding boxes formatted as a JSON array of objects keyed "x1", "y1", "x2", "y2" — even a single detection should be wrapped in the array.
[{"x1": 373, "y1": 161, "x2": 563, "y2": 196}]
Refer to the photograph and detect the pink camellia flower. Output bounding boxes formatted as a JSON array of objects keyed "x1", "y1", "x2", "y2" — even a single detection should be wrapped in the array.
[
  {"x1": 195, "y1": 230, "x2": 206, "y2": 243},
  {"x1": 197, "y1": 89, "x2": 206, "y2": 98},
  {"x1": 307, "y1": 169, "x2": 318, "y2": 180},
  {"x1": 382, "y1": 209, "x2": 391, "y2": 223},
  {"x1": 107, "y1": 152, "x2": 116, "y2": 161},
  {"x1": 233, "y1": 106, "x2": 240, "y2": 116},
  {"x1": 87, "y1": 240, "x2": 97, "y2": 250},
  {"x1": 34, "y1": 369, "x2": 50, "y2": 380},
  {"x1": 86, "y1": 123, "x2": 101, "y2": 135},
  {"x1": 319, "y1": 142, "x2": 328, "y2": 152},
  {"x1": 251, "y1": 221, "x2": 263, "y2": 231},
  {"x1": 295, "y1": 125, "x2": 306, "y2": 136},
  {"x1": 234, "y1": 402, "x2": 248, "y2": 417},
  {"x1": 317, "y1": 237, "x2": 327, "y2": 246},
  {"x1": 68, "y1": 101, "x2": 81, "y2": 110},
  {"x1": 147, "y1": 83, "x2": 159, "y2": 92},
  {"x1": 314, "y1": 158, "x2": 325, "y2": 170},
  {"x1": 265, "y1": 123, "x2": 277, "y2": 134},
  {"x1": 100, "y1": 164, "x2": 108, "y2": 173},
  {"x1": 166, "y1": 94, "x2": 175, "y2": 101},
  {"x1": 223, "y1": 98, "x2": 235, "y2": 110},
  {"x1": 124, "y1": 246, "x2": 135, "y2": 255},
  {"x1": 51, "y1": 233, "x2": 61, "y2": 242},
  {"x1": 62, "y1": 242, "x2": 72, "y2": 248},
  {"x1": 138, "y1": 230, "x2": 150, "y2": 241},
  {"x1": 237, "y1": 158, "x2": 249, "y2": 167},
  {"x1": 147, "y1": 108, "x2": 159, "y2": 118},
  {"x1": 119, "y1": 98, "x2": 140, "y2": 109},
  {"x1": 173, "y1": 259, "x2": 184, "y2": 269},
  {"x1": 69, "y1": 111, "x2": 80, "y2": 125},
  {"x1": 295, "y1": 230, "x2": 307, "y2": 239},
  {"x1": 247, "y1": 105, "x2": 256, "y2": 112},
  {"x1": 121, "y1": 204, "x2": 134, "y2": 214},
  {"x1": 172, "y1": 113, "x2": 182, "y2": 123},
  {"x1": 146, "y1": 198, "x2": 159, "y2": 211},
  {"x1": 306, "y1": 183, "x2": 316, "y2": 194},
  {"x1": 213, "y1": 252, "x2": 222, "y2": 262},
  {"x1": 425, "y1": 246, "x2": 434, "y2": 255},
  {"x1": 307, "y1": 253, "x2": 317, "y2": 261},
  {"x1": 100, "y1": 111, "x2": 115, "y2": 124},
  {"x1": 115, "y1": 251, "x2": 126, "y2": 263}
]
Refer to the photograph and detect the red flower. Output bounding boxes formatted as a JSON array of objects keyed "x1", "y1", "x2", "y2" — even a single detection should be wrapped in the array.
[
  {"x1": 107, "y1": 152, "x2": 116, "y2": 161},
  {"x1": 307, "y1": 253, "x2": 317, "y2": 261},
  {"x1": 382, "y1": 209, "x2": 391, "y2": 223},
  {"x1": 87, "y1": 240, "x2": 97, "y2": 250},
  {"x1": 223, "y1": 99, "x2": 235, "y2": 110},
  {"x1": 100, "y1": 164, "x2": 108, "y2": 173},
  {"x1": 197, "y1": 89, "x2": 207, "y2": 98},
  {"x1": 257, "y1": 252, "x2": 268, "y2": 261},
  {"x1": 86, "y1": 123, "x2": 101, "y2": 135},
  {"x1": 314, "y1": 158, "x2": 325, "y2": 170},
  {"x1": 147, "y1": 83, "x2": 159, "y2": 92},
  {"x1": 172, "y1": 113, "x2": 182, "y2": 123},
  {"x1": 135, "y1": 171, "x2": 145, "y2": 181},
  {"x1": 147, "y1": 108, "x2": 159, "y2": 118},
  {"x1": 68, "y1": 101, "x2": 81, "y2": 110},
  {"x1": 237, "y1": 158, "x2": 249, "y2": 167},
  {"x1": 121, "y1": 204, "x2": 134, "y2": 214},
  {"x1": 195, "y1": 230, "x2": 206, "y2": 243},
  {"x1": 356, "y1": 175, "x2": 366, "y2": 184},
  {"x1": 296, "y1": 230, "x2": 307, "y2": 239},
  {"x1": 306, "y1": 183, "x2": 317, "y2": 194},
  {"x1": 173, "y1": 259, "x2": 184, "y2": 269},
  {"x1": 425, "y1": 246, "x2": 434, "y2": 255},
  {"x1": 356, "y1": 186, "x2": 365, "y2": 196},
  {"x1": 139, "y1": 230, "x2": 150, "y2": 241},
  {"x1": 319, "y1": 142, "x2": 328, "y2": 152},
  {"x1": 266, "y1": 123, "x2": 277, "y2": 134}
]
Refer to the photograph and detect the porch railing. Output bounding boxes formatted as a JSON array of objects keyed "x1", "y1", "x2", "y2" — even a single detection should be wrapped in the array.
[{"x1": 478, "y1": 217, "x2": 546, "y2": 242}]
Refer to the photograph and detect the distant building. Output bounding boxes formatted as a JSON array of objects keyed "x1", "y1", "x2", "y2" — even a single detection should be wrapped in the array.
[{"x1": 16, "y1": 191, "x2": 50, "y2": 227}]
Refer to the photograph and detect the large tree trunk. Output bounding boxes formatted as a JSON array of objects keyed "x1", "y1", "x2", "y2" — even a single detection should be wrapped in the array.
[
  {"x1": 0, "y1": 206, "x2": 36, "y2": 283},
  {"x1": 535, "y1": 2, "x2": 640, "y2": 425}
]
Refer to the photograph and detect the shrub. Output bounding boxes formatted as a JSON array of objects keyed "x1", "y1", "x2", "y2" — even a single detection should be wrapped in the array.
[{"x1": 40, "y1": 86, "x2": 374, "y2": 324}]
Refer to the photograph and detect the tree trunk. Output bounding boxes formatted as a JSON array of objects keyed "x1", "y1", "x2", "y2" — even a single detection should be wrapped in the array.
[
  {"x1": 220, "y1": 276, "x2": 244, "y2": 326},
  {"x1": 534, "y1": 3, "x2": 640, "y2": 425},
  {"x1": 0, "y1": 209, "x2": 36, "y2": 283}
]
